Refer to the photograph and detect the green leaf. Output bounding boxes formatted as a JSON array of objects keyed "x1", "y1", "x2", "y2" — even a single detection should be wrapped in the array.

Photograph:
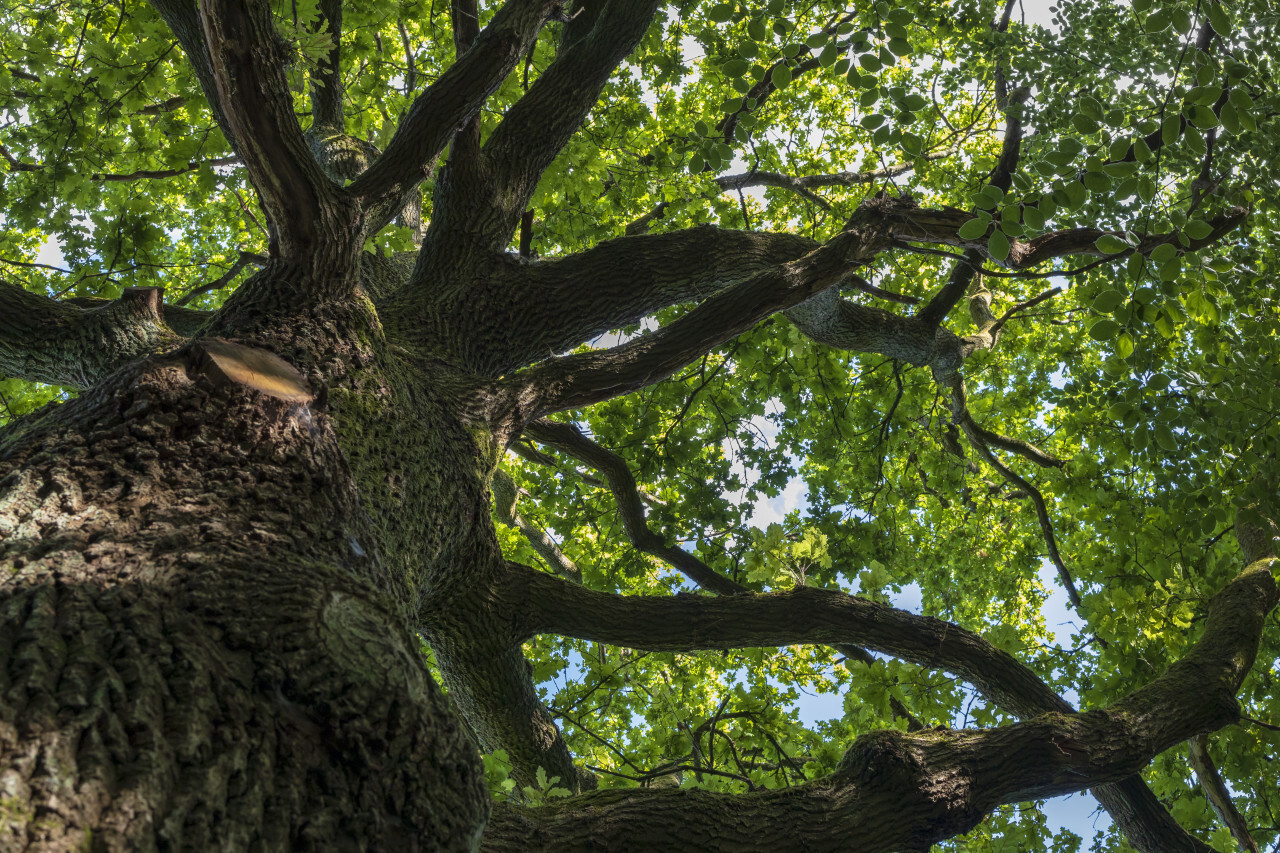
[
  {"x1": 957, "y1": 218, "x2": 990, "y2": 239},
  {"x1": 1092, "y1": 290, "x2": 1126, "y2": 313},
  {"x1": 1184, "y1": 220, "x2": 1214, "y2": 241},
  {"x1": 708, "y1": 3, "x2": 735, "y2": 22},
  {"x1": 1143, "y1": 10, "x2": 1171, "y2": 32},
  {"x1": 1062, "y1": 181, "x2": 1087, "y2": 210},
  {"x1": 987, "y1": 229, "x2": 1010, "y2": 261},
  {"x1": 1207, "y1": 2, "x2": 1232, "y2": 35},
  {"x1": 1149, "y1": 243, "x2": 1178, "y2": 264},
  {"x1": 1095, "y1": 234, "x2": 1129, "y2": 255},
  {"x1": 1089, "y1": 318, "x2": 1120, "y2": 340}
]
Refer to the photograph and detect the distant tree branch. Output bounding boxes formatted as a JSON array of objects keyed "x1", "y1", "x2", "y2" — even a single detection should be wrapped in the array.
[
  {"x1": 627, "y1": 148, "x2": 960, "y2": 236},
  {"x1": 0, "y1": 147, "x2": 240, "y2": 183},
  {"x1": 493, "y1": 469, "x2": 583, "y2": 582},
  {"x1": 715, "y1": 13, "x2": 860, "y2": 145},
  {"x1": 523, "y1": 419, "x2": 925, "y2": 729},
  {"x1": 1188, "y1": 734, "x2": 1260, "y2": 852},
  {"x1": 525, "y1": 419, "x2": 746, "y2": 596},
  {"x1": 174, "y1": 251, "x2": 267, "y2": 306}
]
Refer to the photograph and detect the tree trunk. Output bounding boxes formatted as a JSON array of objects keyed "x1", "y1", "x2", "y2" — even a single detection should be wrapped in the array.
[{"x1": 0, "y1": 285, "x2": 491, "y2": 850}]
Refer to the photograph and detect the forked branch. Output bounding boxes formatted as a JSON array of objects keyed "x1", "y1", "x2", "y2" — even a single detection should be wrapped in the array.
[
  {"x1": 349, "y1": 0, "x2": 560, "y2": 232},
  {"x1": 199, "y1": 0, "x2": 341, "y2": 258}
]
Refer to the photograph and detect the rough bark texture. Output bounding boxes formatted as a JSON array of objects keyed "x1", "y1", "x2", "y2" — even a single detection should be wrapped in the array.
[
  {"x1": 0, "y1": 0, "x2": 1271, "y2": 851},
  {"x1": 0, "y1": 334, "x2": 488, "y2": 850}
]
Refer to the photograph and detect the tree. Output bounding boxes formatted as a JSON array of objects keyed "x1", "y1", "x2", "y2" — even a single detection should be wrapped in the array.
[{"x1": 0, "y1": 0, "x2": 1277, "y2": 847}]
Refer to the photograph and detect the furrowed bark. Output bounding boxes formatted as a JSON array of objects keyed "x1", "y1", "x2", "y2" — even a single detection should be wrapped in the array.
[
  {"x1": 310, "y1": 0, "x2": 345, "y2": 132},
  {"x1": 0, "y1": 283, "x2": 183, "y2": 389},
  {"x1": 0, "y1": 341, "x2": 488, "y2": 851}
]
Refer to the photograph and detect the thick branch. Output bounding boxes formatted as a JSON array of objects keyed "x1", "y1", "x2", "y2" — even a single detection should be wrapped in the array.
[
  {"x1": 421, "y1": 0, "x2": 661, "y2": 256},
  {"x1": 510, "y1": 224, "x2": 889, "y2": 416},
  {"x1": 310, "y1": 0, "x2": 344, "y2": 131},
  {"x1": 199, "y1": 0, "x2": 342, "y2": 259},
  {"x1": 510, "y1": 564, "x2": 1069, "y2": 718},
  {"x1": 348, "y1": 0, "x2": 558, "y2": 233},
  {"x1": 462, "y1": 226, "x2": 816, "y2": 376},
  {"x1": 488, "y1": 559, "x2": 1278, "y2": 852},
  {"x1": 0, "y1": 282, "x2": 183, "y2": 388}
]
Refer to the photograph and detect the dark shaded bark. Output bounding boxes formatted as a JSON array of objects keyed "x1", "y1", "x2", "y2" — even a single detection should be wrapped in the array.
[{"x1": 0, "y1": 330, "x2": 488, "y2": 850}]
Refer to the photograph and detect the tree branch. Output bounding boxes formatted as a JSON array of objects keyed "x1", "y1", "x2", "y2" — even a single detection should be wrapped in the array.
[
  {"x1": 627, "y1": 150, "x2": 960, "y2": 236},
  {"x1": 493, "y1": 468, "x2": 583, "y2": 582},
  {"x1": 198, "y1": 0, "x2": 342, "y2": 261},
  {"x1": 147, "y1": 0, "x2": 237, "y2": 144},
  {"x1": 523, "y1": 419, "x2": 925, "y2": 729},
  {"x1": 348, "y1": 0, "x2": 559, "y2": 233},
  {"x1": 510, "y1": 229, "x2": 879, "y2": 416},
  {"x1": 486, "y1": 558, "x2": 1277, "y2": 852},
  {"x1": 508, "y1": 563, "x2": 1069, "y2": 718},
  {"x1": 309, "y1": 0, "x2": 344, "y2": 132},
  {"x1": 0, "y1": 147, "x2": 240, "y2": 183},
  {"x1": 419, "y1": 0, "x2": 661, "y2": 257},
  {"x1": 1188, "y1": 734, "x2": 1260, "y2": 852},
  {"x1": 525, "y1": 419, "x2": 745, "y2": 596},
  {"x1": 715, "y1": 14, "x2": 860, "y2": 146},
  {"x1": 460, "y1": 226, "x2": 816, "y2": 376},
  {"x1": 0, "y1": 282, "x2": 183, "y2": 388},
  {"x1": 174, "y1": 251, "x2": 268, "y2": 307}
]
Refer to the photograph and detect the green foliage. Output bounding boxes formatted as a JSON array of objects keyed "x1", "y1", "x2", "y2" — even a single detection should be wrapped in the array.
[{"x1": 2, "y1": 0, "x2": 1280, "y2": 849}]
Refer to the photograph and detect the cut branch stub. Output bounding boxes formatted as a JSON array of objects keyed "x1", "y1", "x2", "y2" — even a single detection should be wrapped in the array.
[{"x1": 187, "y1": 338, "x2": 313, "y2": 402}]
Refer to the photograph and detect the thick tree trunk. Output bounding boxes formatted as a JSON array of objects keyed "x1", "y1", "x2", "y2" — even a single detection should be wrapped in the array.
[{"x1": 0, "y1": 293, "x2": 490, "y2": 850}]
